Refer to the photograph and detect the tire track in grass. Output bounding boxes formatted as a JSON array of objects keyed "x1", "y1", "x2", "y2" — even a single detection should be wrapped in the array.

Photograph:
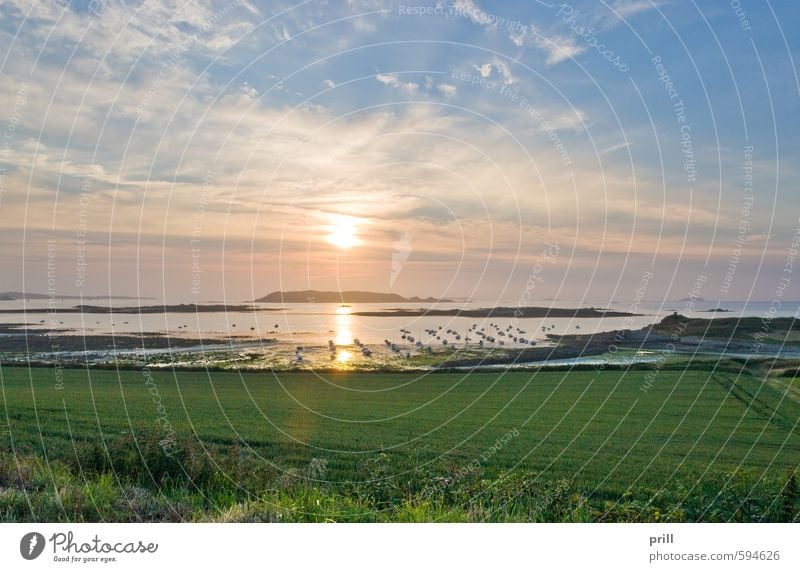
[{"x1": 711, "y1": 373, "x2": 797, "y2": 432}]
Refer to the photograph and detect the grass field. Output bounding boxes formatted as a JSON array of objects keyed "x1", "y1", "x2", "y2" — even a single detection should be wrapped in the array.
[{"x1": 1, "y1": 365, "x2": 799, "y2": 522}]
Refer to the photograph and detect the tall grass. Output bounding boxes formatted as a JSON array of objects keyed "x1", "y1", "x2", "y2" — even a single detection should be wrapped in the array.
[{"x1": 1, "y1": 429, "x2": 797, "y2": 523}]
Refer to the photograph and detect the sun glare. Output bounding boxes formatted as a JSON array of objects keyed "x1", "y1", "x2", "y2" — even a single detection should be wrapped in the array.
[
  {"x1": 326, "y1": 215, "x2": 360, "y2": 249},
  {"x1": 335, "y1": 329, "x2": 353, "y2": 345},
  {"x1": 335, "y1": 309, "x2": 353, "y2": 345}
]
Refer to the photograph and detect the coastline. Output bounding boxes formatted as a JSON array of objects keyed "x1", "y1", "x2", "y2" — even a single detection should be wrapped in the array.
[{"x1": 3, "y1": 313, "x2": 798, "y2": 373}]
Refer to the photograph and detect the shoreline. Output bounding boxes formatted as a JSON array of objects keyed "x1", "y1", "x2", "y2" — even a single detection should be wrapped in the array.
[
  {"x1": 2, "y1": 313, "x2": 798, "y2": 373},
  {"x1": 351, "y1": 306, "x2": 640, "y2": 318}
]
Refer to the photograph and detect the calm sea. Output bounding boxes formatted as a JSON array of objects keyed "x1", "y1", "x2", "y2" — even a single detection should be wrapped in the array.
[{"x1": 1, "y1": 298, "x2": 796, "y2": 348}]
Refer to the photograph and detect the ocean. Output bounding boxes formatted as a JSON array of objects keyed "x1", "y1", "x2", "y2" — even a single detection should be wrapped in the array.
[{"x1": 1, "y1": 298, "x2": 796, "y2": 349}]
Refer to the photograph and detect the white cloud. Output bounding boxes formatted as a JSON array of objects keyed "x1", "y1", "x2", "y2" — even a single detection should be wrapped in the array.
[
  {"x1": 510, "y1": 31, "x2": 527, "y2": 47},
  {"x1": 601, "y1": 141, "x2": 632, "y2": 155},
  {"x1": 575, "y1": 0, "x2": 667, "y2": 32},
  {"x1": 508, "y1": 22, "x2": 538, "y2": 47},
  {"x1": 534, "y1": 34, "x2": 586, "y2": 65},
  {"x1": 493, "y1": 60, "x2": 516, "y2": 84},
  {"x1": 375, "y1": 73, "x2": 419, "y2": 95},
  {"x1": 437, "y1": 83, "x2": 457, "y2": 98},
  {"x1": 610, "y1": 0, "x2": 663, "y2": 19},
  {"x1": 473, "y1": 63, "x2": 493, "y2": 78},
  {"x1": 548, "y1": 108, "x2": 588, "y2": 132},
  {"x1": 241, "y1": 82, "x2": 259, "y2": 100},
  {"x1": 324, "y1": 79, "x2": 336, "y2": 89},
  {"x1": 452, "y1": 0, "x2": 485, "y2": 26},
  {"x1": 472, "y1": 59, "x2": 516, "y2": 84}
]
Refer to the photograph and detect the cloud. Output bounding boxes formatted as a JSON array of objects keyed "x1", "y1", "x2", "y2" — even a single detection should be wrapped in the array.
[
  {"x1": 571, "y1": 0, "x2": 667, "y2": 32},
  {"x1": 375, "y1": 73, "x2": 419, "y2": 95},
  {"x1": 510, "y1": 30, "x2": 528, "y2": 47},
  {"x1": 1, "y1": 0, "x2": 789, "y2": 300},
  {"x1": 451, "y1": 0, "x2": 531, "y2": 44},
  {"x1": 376, "y1": 73, "x2": 396, "y2": 84},
  {"x1": 278, "y1": 26, "x2": 292, "y2": 41},
  {"x1": 437, "y1": 83, "x2": 457, "y2": 98},
  {"x1": 534, "y1": 34, "x2": 586, "y2": 65},
  {"x1": 548, "y1": 108, "x2": 588, "y2": 132},
  {"x1": 507, "y1": 22, "x2": 537, "y2": 48},
  {"x1": 610, "y1": 0, "x2": 664, "y2": 19},
  {"x1": 473, "y1": 63, "x2": 492, "y2": 78},
  {"x1": 601, "y1": 141, "x2": 632, "y2": 155},
  {"x1": 452, "y1": 0, "x2": 486, "y2": 26},
  {"x1": 472, "y1": 59, "x2": 516, "y2": 84},
  {"x1": 2, "y1": 0, "x2": 255, "y2": 66}
]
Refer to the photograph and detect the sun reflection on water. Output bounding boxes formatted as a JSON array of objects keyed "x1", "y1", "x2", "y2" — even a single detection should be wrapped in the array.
[
  {"x1": 335, "y1": 307, "x2": 353, "y2": 345},
  {"x1": 335, "y1": 330, "x2": 353, "y2": 346}
]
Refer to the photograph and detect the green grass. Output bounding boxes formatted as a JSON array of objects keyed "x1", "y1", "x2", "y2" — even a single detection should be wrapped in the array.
[
  {"x1": 1, "y1": 365, "x2": 799, "y2": 522},
  {"x1": 653, "y1": 313, "x2": 800, "y2": 341}
]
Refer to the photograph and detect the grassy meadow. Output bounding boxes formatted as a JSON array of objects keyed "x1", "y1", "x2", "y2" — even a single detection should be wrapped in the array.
[{"x1": 1, "y1": 365, "x2": 799, "y2": 522}]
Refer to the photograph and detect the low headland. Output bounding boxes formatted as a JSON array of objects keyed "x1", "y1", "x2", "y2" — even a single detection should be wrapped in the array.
[{"x1": 254, "y1": 290, "x2": 451, "y2": 303}]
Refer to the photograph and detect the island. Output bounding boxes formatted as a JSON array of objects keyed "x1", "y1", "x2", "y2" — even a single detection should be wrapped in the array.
[
  {"x1": 254, "y1": 290, "x2": 452, "y2": 303},
  {"x1": 0, "y1": 304, "x2": 278, "y2": 314},
  {"x1": 0, "y1": 291, "x2": 150, "y2": 301}
]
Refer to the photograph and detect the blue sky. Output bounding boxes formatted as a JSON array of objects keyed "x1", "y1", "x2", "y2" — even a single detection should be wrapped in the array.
[{"x1": 0, "y1": 0, "x2": 798, "y2": 303}]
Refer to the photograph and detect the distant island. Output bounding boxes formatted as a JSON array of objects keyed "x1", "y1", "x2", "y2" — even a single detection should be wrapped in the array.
[
  {"x1": 0, "y1": 291, "x2": 150, "y2": 301},
  {"x1": 352, "y1": 306, "x2": 639, "y2": 318},
  {"x1": 254, "y1": 290, "x2": 452, "y2": 303},
  {"x1": 0, "y1": 304, "x2": 276, "y2": 314},
  {"x1": 674, "y1": 296, "x2": 706, "y2": 302}
]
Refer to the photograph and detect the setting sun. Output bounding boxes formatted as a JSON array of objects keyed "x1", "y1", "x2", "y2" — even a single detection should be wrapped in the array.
[{"x1": 326, "y1": 215, "x2": 360, "y2": 249}]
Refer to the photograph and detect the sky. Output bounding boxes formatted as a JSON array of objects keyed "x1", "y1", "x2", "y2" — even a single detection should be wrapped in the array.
[{"x1": 0, "y1": 0, "x2": 798, "y2": 304}]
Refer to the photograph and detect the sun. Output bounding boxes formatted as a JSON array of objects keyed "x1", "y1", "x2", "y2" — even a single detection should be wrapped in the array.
[{"x1": 326, "y1": 215, "x2": 360, "y2": 249}]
